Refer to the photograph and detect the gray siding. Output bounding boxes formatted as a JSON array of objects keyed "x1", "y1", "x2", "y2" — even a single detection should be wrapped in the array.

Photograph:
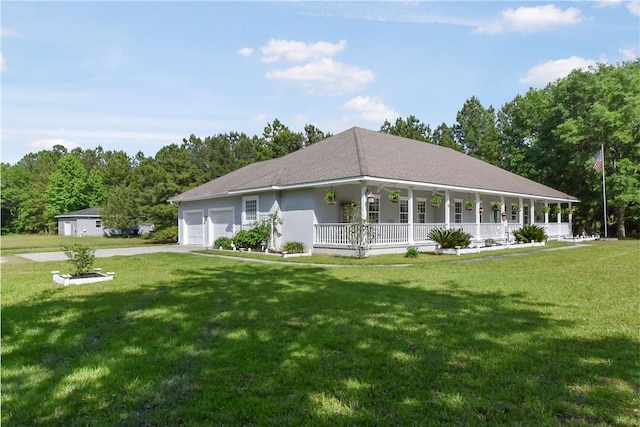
[{"x1": 280, "y1": 190, "x2": 315, "y2": 252}]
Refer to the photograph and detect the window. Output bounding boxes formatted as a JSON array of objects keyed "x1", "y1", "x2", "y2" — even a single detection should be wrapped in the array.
[
  {"x1": 96, "y1": 220, "x2": 101, "y2": 228},
  {"x1": 523, "y1": 205, "x2": 530, "y2": 224},
  {"x1": 511, "y1": 204, "x2": 518, "y2": 221},
  {"x1": 416, "y1": 200, "x2": 427, "y2": 223},
  {"x1": 400, "y1": 199, "x2": 409, "y2": 224},
  {"x1": 243, "y1": 196, "x2": 258, "y2": 224},
  {"x1": 454, "y1": 200, "x2": 462, "y2": 224},
  {"x1": 367, "y1": 197, "x2": 380, "y2": 223}
]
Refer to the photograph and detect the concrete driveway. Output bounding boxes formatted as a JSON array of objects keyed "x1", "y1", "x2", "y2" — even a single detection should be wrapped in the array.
[{"x1": 14, "y1": 245, "x2": 199, "y2": 262}]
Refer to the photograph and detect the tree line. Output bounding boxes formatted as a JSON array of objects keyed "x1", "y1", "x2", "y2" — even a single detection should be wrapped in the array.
[{"x1": 1, "y1": 60, "x2": 638, "y2": 237}]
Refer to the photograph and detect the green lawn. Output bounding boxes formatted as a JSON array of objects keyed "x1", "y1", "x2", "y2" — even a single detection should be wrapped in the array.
[
  {"x1": 0, "y1": 234, "x2": 169, "y2": 255},
  {"x1": 2, "y1": 240, "x2": 639, "y2": 425}
]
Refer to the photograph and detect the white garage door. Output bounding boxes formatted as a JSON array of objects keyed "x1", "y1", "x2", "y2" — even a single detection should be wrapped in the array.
[
  {"x1": 210, "y1": 210, "x2": 234, "y2": 245},
  {"x1": 184, "y1": 212, "x2": 204, "y2": 246}
]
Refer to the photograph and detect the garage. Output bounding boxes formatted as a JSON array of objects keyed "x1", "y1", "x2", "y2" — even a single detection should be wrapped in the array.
[
  {"x1": 209, "y1": 209, "x2": 234, "y2": 246},
  {"x1": 184, "y1": 212, "x2": 204, "y2": 246}
]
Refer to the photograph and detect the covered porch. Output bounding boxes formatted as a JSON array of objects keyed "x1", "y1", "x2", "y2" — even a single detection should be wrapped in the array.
[{"x1": 312, "y1": 180, "x2": 575, "y2": 253}]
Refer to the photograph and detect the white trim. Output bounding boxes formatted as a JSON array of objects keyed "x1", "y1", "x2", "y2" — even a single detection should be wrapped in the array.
[
  {"x1": 242, "y1": 196, "x2": 259, "y2": 226},
  {"x1": 182, "y1": 209, "x2": 205, "y2": 246},
  {"x1": 168, "y1": 175, "x2": 580, "y2": 203}
]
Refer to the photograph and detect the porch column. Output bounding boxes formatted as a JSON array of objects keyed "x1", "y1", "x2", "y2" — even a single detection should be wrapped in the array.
[
  {"x1": 544, "y1": 201, "x2": 549, "y2": 225},
  {"x1": 518, "y1": 197, "x2": 524, "y2": 226},
  {"x1": 360, "y1": 182, "x2": 367, "y2": 221},
  {"x1": 475, "y1": 193, "x2": 481, "y2": 239},
  {"x1": 500, "y1": 195, "x2": 506, "y2": 240},
  {"x1": 568, "y1": 202, "x2": 573, "y2": 234},
  {"x1": 445, "y1": 190, "x2": 451, "y2": 230},
  {"x1": 408, "y1": 187, "x2": 414, "y2": 244},
  {"x1": 556, "y1": 202, "x2": 562, "y2": 224},
  {"x1": 530, "y1": 198, "x2": 535, "y2": 225}
]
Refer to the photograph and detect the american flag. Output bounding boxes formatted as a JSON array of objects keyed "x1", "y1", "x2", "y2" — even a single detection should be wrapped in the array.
[{"x1": 593, "y1": 148, "x2": 603, "y2": 172}]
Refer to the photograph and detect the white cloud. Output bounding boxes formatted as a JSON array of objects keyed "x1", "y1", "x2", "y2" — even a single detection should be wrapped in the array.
[
  {"x1": 476, "y1": 5, "x2": 583, "y2": 34},
  {"x1": 627, "y1": 1, "x2": 640, "y2": 15},
  {"x1": 1, "y1": 28, "x2": 17, "y2": 37},
  {"x1": 619, "y1": 48, "x2": 638, "y2": 60},
  {"x1": 27, "y1": 138, "x2": 81, "y2": 152},
  {"x1": 341, "y1": 96, "x2": 399, "y2": 123},
  {"x1": 266, "y1": 58, "x2": 374, "y2": 94},
  {"x1": 0, "y1": 52, "x2": 6, "y2": 72},
  {"x1": 596, "y1": 0, "x2": 623, "y2": 7},
  {"x1": 260, "y1": 39, "x2": 346, "y2": 63},
  {"x1": 520, "y1": 56, "x2": 600, "y2": 85},
  {"x1": 237, "y1": 47, "x2": 254, "y2": 57},
  {"x1": 251, "y1": 113, "x2": 268, "y2": 123}
]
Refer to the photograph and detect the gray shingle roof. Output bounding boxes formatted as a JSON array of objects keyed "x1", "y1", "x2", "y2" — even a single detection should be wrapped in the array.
[
  {"x1": 169, "y1": 127, "x2": 576, "y2": 202},
  {"x1": 55, "y1": 207, "x2": 102, "y2": 218}
]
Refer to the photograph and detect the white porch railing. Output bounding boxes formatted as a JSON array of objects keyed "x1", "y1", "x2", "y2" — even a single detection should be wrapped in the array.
[{"x1": 315, "y1": 221, "x2": 571, "y2": 247}]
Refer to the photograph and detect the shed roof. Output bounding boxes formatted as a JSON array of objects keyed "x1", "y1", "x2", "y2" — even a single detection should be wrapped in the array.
[
  {"x1": 169, "y1": 127, "x2": 577, "y2": 202},
  {"x1": 55, "y1": 207, "x2": 101, "y2": 218}
]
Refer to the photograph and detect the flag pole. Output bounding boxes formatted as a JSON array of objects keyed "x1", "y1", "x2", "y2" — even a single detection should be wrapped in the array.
[{"x1": 601, "y1": 144, "x2": 607, "y2": 238}]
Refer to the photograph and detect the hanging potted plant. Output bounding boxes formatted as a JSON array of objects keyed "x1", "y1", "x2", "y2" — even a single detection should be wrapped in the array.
[
  {"x1": 388, "y1": 189, "x2": 401, "y2": 203},
  {"x1": 540, "y1": 205, "x2": 550, "y2": 214},
  {"x1": 324, "y1": 190, "x2": 337, "y2": 204},
  {"x1": 512, "y1": 203, "x2": 521, "y2": 213},
  {"x1": 479, "y1": 203, "x2": 484, "y2": 212},
  {"x1": 491, "y1": 202, "x2": 501, "y2": 211},
  {"x1": 464, "y1": 199, "x2": 474, "y2": 210},
  {"x1": 431, "y1": 194, "x2": 442, "y2": 208}
]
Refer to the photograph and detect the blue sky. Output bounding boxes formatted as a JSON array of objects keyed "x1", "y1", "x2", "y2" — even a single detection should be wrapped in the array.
[{"x1": 2, "y1": 1, "x2": 638, "y2": 165}]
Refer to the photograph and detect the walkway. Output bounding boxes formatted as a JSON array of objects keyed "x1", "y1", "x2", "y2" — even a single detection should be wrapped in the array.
[{"x1": 14, "y1": 245, "x2": 198, "y2": 263}]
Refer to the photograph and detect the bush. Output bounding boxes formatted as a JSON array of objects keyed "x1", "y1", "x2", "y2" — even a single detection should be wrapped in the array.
[
  {"x1": 62, "y1": 244, "x2": 96, "y2": 277},
  {"x1": 428, "y1": 228, "x2": 472, "y2": 249},
  {"x1": 282, "y1": 241, "x2": 305, "y2": 254},
  {"x1": 232, "y1": 220, "x2": 272, "y2": 250},
  {"x1": 213, "y1": 237, "x2": 233, "y2": 249},
  {"x1": 513, "y1": 224, "x2": 548, "y2": 243},
  {"x1": 150, "y1": 226, "x2": 178, "y2": 242},
  {"x1": 405, "y1": 246, "x2": 419, "y2": 258}
]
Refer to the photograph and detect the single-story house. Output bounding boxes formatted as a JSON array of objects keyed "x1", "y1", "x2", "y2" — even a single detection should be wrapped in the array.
[
  {"x1": 56, "y1": 207, "x2": 104, "y2": 237},
  {"x1": 56, "y1": 207, "x2": 155, "y2": 237},
  {"x1": 167, "y1": 127, "x2": 578, "y2": 255}
]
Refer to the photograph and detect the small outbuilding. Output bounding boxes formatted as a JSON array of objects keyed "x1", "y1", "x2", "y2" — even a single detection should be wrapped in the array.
[{"x1": 56, "y1": 207, "x2": 103, "y2": 237}]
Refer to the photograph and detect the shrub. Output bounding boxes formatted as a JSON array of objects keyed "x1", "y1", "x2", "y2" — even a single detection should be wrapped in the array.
[
  {"x1": 213, "y1": 237, "x2": 233, "y2": 249},
  {"x1": 428, "y1": 228, "x2": 472, "y2": 249},
  {"x1": 282, "y1": 241, "x2": 305, "y2": 254},
  {"x1": 405, "y1": 246, "x2": 419, "y2": 258},
  {"x1": 151, "y1": 226, "x2": 178, "y2": 242},
  {"x1": 513, "y1": 224, "x2": 548, "y2": 243},
  {"x1": 233, "y1": 222, "x2": 271, "y2": 249},
  {"x1": 62, "y1": 244, "x2": 96, "y2": 277}
]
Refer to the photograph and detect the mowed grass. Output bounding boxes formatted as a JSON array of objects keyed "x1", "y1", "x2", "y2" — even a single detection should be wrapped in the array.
[
  {"x1": 0, "y1": 234, "x2": 167, "y2": 255},
  {"x1": 2, "y1": 241, "x2": 639, "y2": 425}
]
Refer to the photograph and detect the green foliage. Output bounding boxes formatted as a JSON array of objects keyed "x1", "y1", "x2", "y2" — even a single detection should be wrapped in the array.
[
  {"x1": 62, "y1": 244, "x2": 96, "y2": 276},
  {"x1": 380, "y1": 115, "x2": 433, "y2": 143},
  {"x1": 405, "y1": 246, "x2": 419, "y2": 258},
  {"x1": 512, "y1": 224, "x2": 548, "y2": 243},
  {"x1": 428, "y1": 227, "x2": 472, "y2": 249},
  {"x1": 324, "y1": 190, "x2": 336, "y2": 204},
  {"x1": 388, "y1": 189, "x2": 400, "y2": 202},
  {"x1": 101, "y1": 184, "x2": 139, "y2": 233},
  {"x1": 343, "y1": 202, "x2": 375, "y2": 258},
  {"x1": 431, "y1": 194, "x2": 442, "y2": 207},
  {"x1": 233, "y1": 221, "x2": 271, "y2": 250},
  {"x1": 150, "y1": 226, "x2": 178, "y2": 242},
  {"x1": 282, "y1": 241, "x2": 305, "y2": 254},
  {"x1": 213, "y1": 237, "x2": 233, "y2": 249},
  {"x1": 44, "y1": 155, "x2": 107, "y2": 231}
]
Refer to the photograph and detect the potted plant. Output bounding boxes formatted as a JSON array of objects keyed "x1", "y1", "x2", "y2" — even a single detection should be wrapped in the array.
[
  {"x1": 465, "y1": 199, "x2": 474, "y2": 210},
  {"x1": 491, "y1": 202, "x2": 501, "y2": 211},
  {"x1": 324, "y1": 190, "x2": 337, "y2": 204},
  {"x1": 512, "y1": 203, "x2": 521, "y2": 213},
  {"x1": 388, "y1": 189, "x2": 401, "y2": 203},
  {"x1": 431, "y1": 194, "x2": 442, "y2": 208},
  {"x1": 540, "y1": 205, "x2": 550, "y2": 214}
]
